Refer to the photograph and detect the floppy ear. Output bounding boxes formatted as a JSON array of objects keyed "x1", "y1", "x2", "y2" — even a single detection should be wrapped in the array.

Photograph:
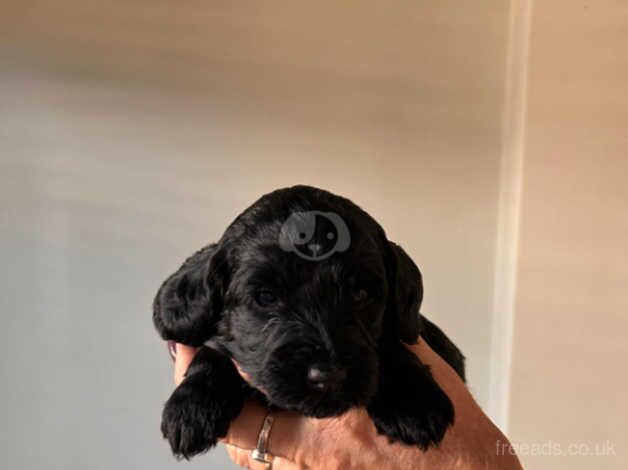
[
  {"x1": 152, "y1": 243, "x2": 226, "y2": 346},
  {"x1": 385, "y1": 241, "x2": 424, "y2": 344}
]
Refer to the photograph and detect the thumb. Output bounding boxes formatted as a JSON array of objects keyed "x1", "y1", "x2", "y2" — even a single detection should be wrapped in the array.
[{"x1": 173, "y1": 343, "x2": 200, "y2": 385}]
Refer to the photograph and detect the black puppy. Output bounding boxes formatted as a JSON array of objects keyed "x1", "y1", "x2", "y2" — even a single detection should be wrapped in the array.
[{"x1": 153, "y1": 185, "x2": 465, "y2": 459}]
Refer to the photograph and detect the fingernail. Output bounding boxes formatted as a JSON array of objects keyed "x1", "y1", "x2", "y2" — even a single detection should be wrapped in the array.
[{"x1": 167, "y1": 340, "x2": 177, "y2": 361}]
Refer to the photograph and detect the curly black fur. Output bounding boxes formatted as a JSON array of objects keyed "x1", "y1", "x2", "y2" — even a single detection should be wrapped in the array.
[{"x1": 153, "y1": 185, "x2": 465, "y2": 458}]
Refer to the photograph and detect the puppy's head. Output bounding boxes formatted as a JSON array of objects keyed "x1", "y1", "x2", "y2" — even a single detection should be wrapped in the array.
[{"x1": 154, "y1": 185, "x2": 424, "y2": 417}]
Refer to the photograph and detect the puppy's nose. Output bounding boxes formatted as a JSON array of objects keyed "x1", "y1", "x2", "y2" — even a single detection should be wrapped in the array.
[{"x1": 307, "y1": 364, "x2": 347, "y2": 391}]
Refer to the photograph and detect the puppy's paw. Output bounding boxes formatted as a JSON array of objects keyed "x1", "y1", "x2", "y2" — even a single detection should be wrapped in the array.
[
  {"x1": 161, "y1": 373, "x2": 242, "y2": 459},
  {"x1": 371, "y1": 378, "x2": 454, "y2": 449},
  {"x1": 369, "y1": 381, "x2": 454, "y2": 448}
]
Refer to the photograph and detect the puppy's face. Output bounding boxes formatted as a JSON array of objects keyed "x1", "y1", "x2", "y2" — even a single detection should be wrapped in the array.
[
  {"x1": 154, "y1": 186, "x2": 424, "y2": 418},
  {"x1": 221, "y1": 236, "x2": 387, "y2": 417}
]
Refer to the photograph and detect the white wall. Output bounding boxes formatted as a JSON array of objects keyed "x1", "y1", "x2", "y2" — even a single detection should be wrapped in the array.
[
  {"x1": 507, "y1": 1, "x2": 628, "y2": 469},
  {"x1": 0, "y1": 2, "x2": 509, "y2": 469}
]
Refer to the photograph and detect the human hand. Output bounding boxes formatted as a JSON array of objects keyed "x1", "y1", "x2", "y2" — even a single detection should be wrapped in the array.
[{"x1": 170, "y1": 342, "x2": 522, "y2": 470}]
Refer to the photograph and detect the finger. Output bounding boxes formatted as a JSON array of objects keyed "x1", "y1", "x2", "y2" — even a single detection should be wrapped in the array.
[
  {"x1": 173, "y1": 343, "x2": 199, "y2": 385},
  {"x1": 223, "y1": 401, "x2": 304, "y2": 464},
  {"x1": 225, "y1": 444, "x2": 252, "y2": 469},
  {"x1": 223, "y1": 401, "x2": 269, "y2": 449},
  {"x1": 225, "y1": 444, "x2": 303, "y2": 470}
]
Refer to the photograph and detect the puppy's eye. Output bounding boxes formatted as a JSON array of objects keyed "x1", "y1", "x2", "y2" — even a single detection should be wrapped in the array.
[
  {"x1": 352, "y1": 288, "x2": 370, "y2": 305},
  {"x1": 255, "y1": 288, "x2": 278, "y2": 307}
]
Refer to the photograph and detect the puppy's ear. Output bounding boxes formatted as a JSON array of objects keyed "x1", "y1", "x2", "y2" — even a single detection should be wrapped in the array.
[
  {"x1": 153, "y1": 243, "x2": 227, "y2": 346},
  {"x1": 385, "y1": 241, "x2": 424, "y2": 344}
]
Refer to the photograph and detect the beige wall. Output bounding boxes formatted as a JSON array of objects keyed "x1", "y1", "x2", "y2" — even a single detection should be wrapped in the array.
[
  {"x1": 508, "y1": 1, "x2": 628, "y2": 468},
  {"x1": 0, "y1": 2, "x2": 509, "y2": 469}
]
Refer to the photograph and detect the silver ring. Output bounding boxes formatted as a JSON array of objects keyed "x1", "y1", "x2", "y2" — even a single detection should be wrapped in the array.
[{"x1": 251, "y1": 412, "x2": 274, "y2": 469}]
